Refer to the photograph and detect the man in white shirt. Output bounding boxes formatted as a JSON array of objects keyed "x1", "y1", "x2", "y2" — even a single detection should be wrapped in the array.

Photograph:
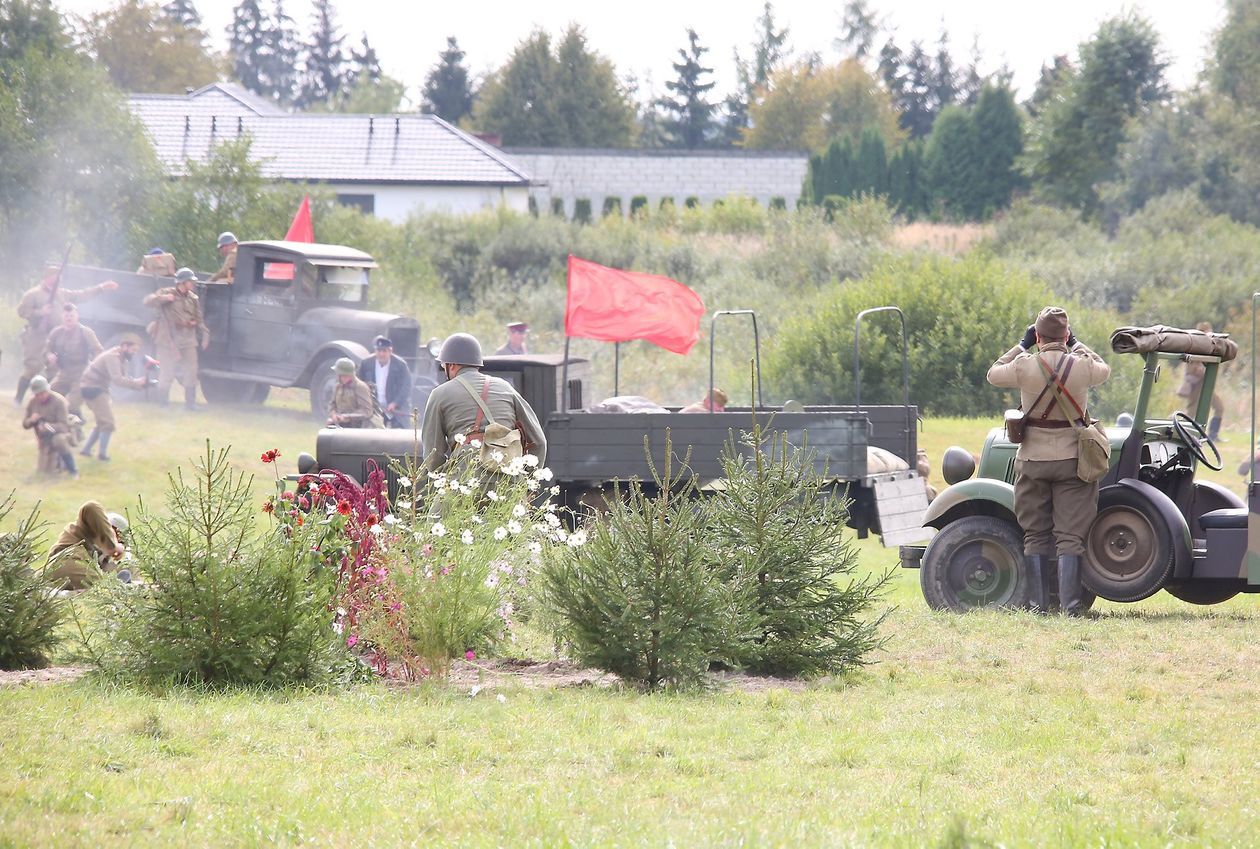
[{"x1": 357, "y1": 335, "x2": 413, "y2": 429}]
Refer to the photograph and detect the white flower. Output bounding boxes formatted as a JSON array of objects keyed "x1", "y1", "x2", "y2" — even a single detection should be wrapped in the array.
[
  {"x1": 469, "y1": 438, "x2": 482, "y2": 448},
  {"x1": 384, "y1": 514, "x2": 400, "y2": 525},
  {"x1": 433, "y1": 478, "x2": 447, "y2": 492},
  {"x1": 493, "y1": 527, "x2": 508, "y2": 541},
  {"x1": 430, "y1": 522, "x2": 447, "y2": 537},
  {"x1": 307, "y1": 480, "x2": 321, "y2": 491},
  {"x1": 544, "y1": 501, "x2": 557, "y2": 512},
  {"x1": 511, "y1": 504, "x2": 527, "y2": 519},
  {"x1": 526, "y1": 478, "x2": 539, "y2": 492},
  {"x1": 472, "y1": 515, "x2": 484, "y2": 524},
  {"x1": 485, "y1": 573, "x2": 500, "y2": 588},
  {"x1": 397, "y1": 476, "x2": 412, "y2": 489},
  {"x1": 453, "y1": 433, "x2": 467, "y2": 446},
  {"x1": 468, "y1": 478, "x2": 481, "y2": 488},
  {"x1": 336, "y1": 607, "x2": 347, "y2": 617},
  {"x1": 507, "y1": 520, "x2": 522, "y2": 535},
  {"x1": 567, "y1": 529, "x2": 587, "y2": 548},
  {"x1": 487, "y1": 490, "x2": 501, "y2": 502},
  {"x1": 549, "y1": 486, "x2": 560, "y2": 496},
  {"x1": 496, "y1": 694, "x2": 507, "y2": 704},
  {"x1": 490, "y1": 449, "x2": 504, "y2": 463},
  {"x1": 553, "y1": 529, "x2": 568, "y2": 543},
  {"x1": 395, "y1": 500, "x2": 412, "y2": 510},
  {"x1": 534, "y1": 467, "x2": 554, "y2": 481},
  {"x1": 523, "y1": 454, "x2": 539, "y2": 468},
  {"x1": 469, "y1": 684, "x2": 483, "y2": 697},
  {"x1": 498, "y1": 562, "x2": 514, "y2": 574},
  {"x1": 528, "y1": 541, "x2": 542, "y2": 555},
  {"x1": 461, "y1": 529, "x2": 474, "y2": 545},
  {"x1": 332, "y1": 621, "x2": 344, "y2": 635},
  {"x1": 544, "y1": 513, "x2": 561, "y2": 528},
  {"x1": 428, "y1": 471, "x2": 446, "y2": 481},
  {"x1": 370, "y1": 524, "x2": 383, "y2": 535}
]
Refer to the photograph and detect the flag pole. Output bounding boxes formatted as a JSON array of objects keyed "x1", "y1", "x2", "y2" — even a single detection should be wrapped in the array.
[
  {"x1": 614, "y1": 342, "x2": 620, "y2": 396},
  {"x1": 562, "y1": 255, "x2": 572, "y2": 410}
]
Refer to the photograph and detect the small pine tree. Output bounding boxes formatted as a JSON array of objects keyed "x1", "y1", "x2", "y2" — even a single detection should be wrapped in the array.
[
  {"x1": 573, "y1": 198, "x2": 592, "y2": 224},
  {"x1": 630, "y1": 195, "x2": 649, "y2": 217},
  {"x1": 602, "y1": 196, "x2": 623, "y2": 217},
  {"x1": 711, "y1": 425, "x2": 891, "y2": 676},
  {"x1": 0, "y1": 495, "x2": 64, "y2": 670}
]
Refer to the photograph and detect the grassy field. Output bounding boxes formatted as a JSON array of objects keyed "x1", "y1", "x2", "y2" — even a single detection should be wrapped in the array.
[{"x1": 1, "y1": 391, "x2": 1258, "y2": 847}]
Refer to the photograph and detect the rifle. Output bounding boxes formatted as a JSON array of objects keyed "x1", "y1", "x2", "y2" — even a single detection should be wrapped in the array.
[{"x1": 46, "y1": 242, "x2": 73, "y2": 311}]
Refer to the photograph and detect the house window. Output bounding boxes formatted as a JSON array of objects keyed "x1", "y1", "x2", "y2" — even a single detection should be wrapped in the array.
[{"x1": 337, "y1": 193, "x2": 375, "y2": 215}]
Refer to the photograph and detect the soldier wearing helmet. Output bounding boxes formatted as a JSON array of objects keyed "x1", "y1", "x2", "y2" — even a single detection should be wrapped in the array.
[
  {"x1": 78, "y1": 333, "x2": 152, "y2": 461},
  {"x1": 209, "y1": 231, "x2": 238, "y2": 283},
  {"x1": 420, "y1": 332, "x2": 547, "y2": 472},
  {"x1": 327, "y1": 357, "x2": 382, "y2": 428},
  {"x1": 44, "y1": 501, "x2": 129, "y2": 590},
  {"x1": 22, "y1": 375, "x2": 79, "y2": 479},
  {"x1": 144, "y1": 267, "x2": 208, "y2": 410}
]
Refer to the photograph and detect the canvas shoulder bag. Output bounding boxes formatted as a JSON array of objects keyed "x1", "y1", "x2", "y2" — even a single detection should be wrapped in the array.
[
  {"x1": 1037, "y1": 355, "x2": 1111, "y2": 483},
  {"x1": 456, "y1": 375, "x2": 523, "y2": 471}
]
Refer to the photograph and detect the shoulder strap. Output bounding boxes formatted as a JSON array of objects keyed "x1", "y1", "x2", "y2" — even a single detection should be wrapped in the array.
[
  {"x1": 456, "y1": 374, "x2": 498, "y2": 428},
  {"x1": 1029, "y1": 353, "x2": 1069, "y2": 420},
  {"x1": 1037, "y1": 355, "x2": 1088, "y2": 428}
]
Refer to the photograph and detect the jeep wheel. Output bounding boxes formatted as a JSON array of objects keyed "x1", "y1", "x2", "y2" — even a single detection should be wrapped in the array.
[
  {"x1": 1164, "y1": 580, "x2": 1241, "y2": 605},
  {"x1": 1083, "y1": 486, "x2": 1175, "y2": 602},
  {"x1": 920, "y1": 515, "x2": 1030, "y2": 612},
  {"x1": 308, "y1": 356, "x2": 339, "y2": 420}
]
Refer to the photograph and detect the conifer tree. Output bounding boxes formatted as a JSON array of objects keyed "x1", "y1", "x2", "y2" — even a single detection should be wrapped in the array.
[
  {"x1": 925, "y1": 105, "x2": 981, "y2": 218},
  {"x1": 422, "y1": 36, "x2": 475, "y2": 123},
  {"x1": 161, "y1": 0, "x2": 201, "y2": 29},
  {"x1": 227, "y1": 0, "x2": 268, "y2": 94},
  {"x1": 298, "y1": 0, "x2": 348, "y2": 109},
  {"x1": 971, "y1": 82, "x2": 1024, "y2": 215},
  {"x1": 259, "y1": 0, "x2": 299, "y2": 105},
  {"x1": 854, "y1": 126, "x2": 888, "y2": 196},
  {"x1": 658, "y1": 28, "x2": 717, "y2": 149}
]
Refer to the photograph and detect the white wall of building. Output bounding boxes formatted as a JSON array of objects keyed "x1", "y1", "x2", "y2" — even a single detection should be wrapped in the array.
[{"x1": 327, "y1": 183, "x2": 530, "y2": 222}]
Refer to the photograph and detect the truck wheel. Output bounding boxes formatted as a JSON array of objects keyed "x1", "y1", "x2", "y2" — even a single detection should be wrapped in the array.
[
  {"x1": 309, "y1": 356, "x2": 339, "y2": 420},
  {"x1": 920, "y1": 515, "x2": 1030, "y2": 612},
  {"x1": 1083, "y1": 486, "x2": 1175, "y2": 602},
  {"x1": 200, "y1": 375, "x2": 269, "y2": 405},
  {"x1": 1164, "y1": 580, "x2": 1241, "y2": 605}
]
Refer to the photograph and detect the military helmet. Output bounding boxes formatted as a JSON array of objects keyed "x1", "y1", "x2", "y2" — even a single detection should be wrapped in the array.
[
  {"x1": 438, "y1": 333, "x2": 483, "y2": 367},
  {"x1": 29, "y1": 376, "x2": 50, "y2": 394},
  {"x1": 175, "y1": 267, "x2": 198, "y2": 283},
  {"x1": 941, "y1": 446, "x2": 977, "y2": 486},
  {"x1": 333, "y1": 357, "x2": 356, "y2": 375},
  {"x1": 217, "y1": 231, "x2": 238, "y2": 248},
  {"x1": 107, "y1": 512, "x2": 128, "y2": 532}
]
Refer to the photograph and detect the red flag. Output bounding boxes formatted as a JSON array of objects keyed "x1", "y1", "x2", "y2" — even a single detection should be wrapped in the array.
[
  {"x1": 565, "y1": 256, "x2": 706, "y2": 355},
  {"x1": 285, "y1": 194, "x2": 313, "y2": 242}
]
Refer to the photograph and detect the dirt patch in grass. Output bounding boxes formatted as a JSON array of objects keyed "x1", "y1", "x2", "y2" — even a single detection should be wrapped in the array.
[
  {"x1": 441, "y1": 658, "x2": 812, "y2": 693},
  {"x1": 0, "y1": 665, "x2": 89, "y2": 688}
]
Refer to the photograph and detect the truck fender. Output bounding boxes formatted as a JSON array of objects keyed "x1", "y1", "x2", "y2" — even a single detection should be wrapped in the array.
[
  {"x1": 297, "y1": 341, "x2": 372, "y2": 386},
  {"x1": 923, "y1": 478, "x2": 1016, "y2": 529},
  {"x1": 1109, "y1": 478, "x2": 1194, "y2": 580}
]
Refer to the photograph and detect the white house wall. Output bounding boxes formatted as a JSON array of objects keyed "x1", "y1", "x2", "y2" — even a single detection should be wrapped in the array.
[{"x1": 330, "y1": 184, "x2": 531, "y2": 222}]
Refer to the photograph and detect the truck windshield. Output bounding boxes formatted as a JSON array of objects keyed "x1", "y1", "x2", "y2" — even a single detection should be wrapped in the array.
[{"x1": 317, "y1": 266, "x2": 368, "y2": 303}]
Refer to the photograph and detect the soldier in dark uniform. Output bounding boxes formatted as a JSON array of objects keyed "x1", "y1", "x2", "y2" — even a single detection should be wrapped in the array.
[
  {"x1": 144, "y1": 267, "x2": 208, "y2": 409},
  {"x1": 494, "y1": 321, "x2": 529, "y2": 355},
  {"x1": 421, "y1": 333, "x2": 547, "y2": 472},
  {"x1": 209, "y1": 231, "x2": 238, "y2": 283},
  {"x1": 357, "y1": 335, "x2": 413, "y2": 428},
  {"x1": 328, "y1": 357, "x2": 383, "y2": 428},
  {"x1": 45, "y1": 303, "x2": 103, "y2": 417},
  {"x1": 22, "y1": 376, "x2": 79, "y2": 479},
  {"x1": 14, "y1": 264, "x2": 117, "y2": 404},
  {"x1": 79, "y1": 334, "x2": 151, "y2": 461},
  {"x1": 986, "y1": 307, "x2": 1110, "y2": 616}
]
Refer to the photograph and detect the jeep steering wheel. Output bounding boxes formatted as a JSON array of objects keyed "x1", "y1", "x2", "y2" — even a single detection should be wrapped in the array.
[{"x1": 1171, "y1": 411, "x2": 1223, "y2": 471}]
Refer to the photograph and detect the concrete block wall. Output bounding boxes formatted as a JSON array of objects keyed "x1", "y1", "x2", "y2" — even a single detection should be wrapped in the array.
[{"x1": 504, "y1": 148, "x2": 808, "y2": 217}]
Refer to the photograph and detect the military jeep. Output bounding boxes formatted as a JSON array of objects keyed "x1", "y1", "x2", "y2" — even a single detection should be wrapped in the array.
[
  {"x1": 68, "y1": 240, "x2": 442, "y2": 417},
  {"x1": 900, "y1": 319, "x2": 1258, "y2": 611}
]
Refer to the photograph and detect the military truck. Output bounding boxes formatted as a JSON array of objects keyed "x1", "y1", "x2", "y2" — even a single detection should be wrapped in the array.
[
  {"x1": 901, "y1": 320, "x2": 1256, "y2": 611},
  {"x1": 300, "y1": 307, "x2": 931, "y2": 546},
  {"x1": 66, "y1": 240, "x2": 442, "y2": 417}
]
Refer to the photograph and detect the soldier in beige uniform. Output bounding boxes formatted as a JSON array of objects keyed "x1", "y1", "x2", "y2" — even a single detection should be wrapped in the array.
[
  {"x1": 14, "y1": 265, "x2": 117, "y2": 404},
  {"x1": 328, "y1": 357, "x2": 383, "y2": 428},
  {"x1": 144, "y1": 267, "x2": 208, "y2": 409},
  {"x1": 45, "y1": 303, "x2": 103, "y2": 416},
  {"x1": 22, "y1": 376, "x2": 79, "y2": 478},
  {"x1": 79, "y1": 334, "x2": 150, "y2": 461},
  {"x1": 1177, "y1": 321, "x2": 1225, "y2": 441},
  {"x1": 987, "y1": 307, "x2": 1110, "y2": 616},
  {"x1": 421, "y1": 333, "x2": 547, "y2": 472},
  {"x1": 494, "y1": 321, "x2": 529, "y2": 355},
  {"x1": 209, "y1": 231, "x2": 238, "y2": 283},
  {"x1": 44, "y1": 501, "x2": 127, "y2": 590}
]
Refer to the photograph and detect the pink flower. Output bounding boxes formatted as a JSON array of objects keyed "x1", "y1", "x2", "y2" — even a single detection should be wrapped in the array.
[
  {"x1": 346, "y1": 634, "x2": 359, "y2": 648},
  {"x1": 282, "y1": 491, "x2": 295, "y2": 501},
  {"x1": 464, "y1": 650, "x2": 476, "y2": 661},
  {"x1": 440, "y1": 565, "x2": 452, "y2": 577},
  {"x1": 421, "y1": 543, "x2": 433, "y2": 557},
  {"x1": 298, "y1": 496, "x2": 310, "y2": 510}
]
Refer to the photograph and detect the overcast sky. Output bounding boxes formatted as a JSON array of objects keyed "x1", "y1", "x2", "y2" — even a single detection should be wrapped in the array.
[{"x1": 56, "y1": 0, "x2": 1224, "y2": 104}]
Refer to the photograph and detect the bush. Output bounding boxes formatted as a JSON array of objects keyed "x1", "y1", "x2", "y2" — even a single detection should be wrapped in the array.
[
  {"x1": 602, "y1": 196, "x2": 623, "y2": 218},
  {"x1": 73, "y1": 444, "x2": 350, "y2": 687},
  {"x1": 769, "y1": 196, "x2": 787, "y2": 210},
  {"x1": 0, "y1": 495, "x2": 64, "y2": 670},
  {"x1": 684, "y1": 196, "x2": 701, "y2": 209},
  {"x1": 540, "y1": 433, "x2": 744, "y2": 689},
  {"x1": 527, "y1": 195, "x2": 539, "y2": 216},
  {"x1": 550, "y1": 197, "x2": 565, "y2": 217},
  {"x1": 573, "y1": 198, "x2": 593, "y2": 224},
  {"x1": 711, "y1": 429, "x2": 890, "y2": 676},
  {"x1": 630, "y1": 195, "x2": 649, "y2": 217},
  {"x1": 658, "y1": 197, "x2": 675, "y2": 211}
]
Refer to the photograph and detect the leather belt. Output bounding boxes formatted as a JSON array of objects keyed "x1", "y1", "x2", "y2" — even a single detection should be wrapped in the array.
[{"x1": 1026, "y1": 419, "x2": 1072, "y2": 429}]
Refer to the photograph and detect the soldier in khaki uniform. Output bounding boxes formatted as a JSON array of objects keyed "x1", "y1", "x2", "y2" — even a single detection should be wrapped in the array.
[
  {"x1": 1177, "y1": 320, "x2": 1225, "y2": 441},
  {"x1": 328, "y1": 357, "x2": 383, "y2": 428},
  {"x1": 144, "y1": 267, "x2": 208, "y2": 409},
  {"x1": 21, "y1": 376, "x2": 79, "y2": 478},
  {"x1": 987, "y1": 307, "x2": 1110, "y2": 616},
  {"x1": 14, "y1": 264, "x2": 117, "y2": 404},
  {"x1": 494, "y1": 321, "x2": 529, "y2": 355},
  {"x1": 79, "y1": 334, "x2": 150, "y2": 461},
  {"x1": 44, "y1": 501, "x2": 127, "y2": 590},
  {"x1": 209, "y1": 231, "x2": 238, "y2": 283},
  {"x1": 45, "y1": 303, "x2": 103, "y2": 416},
  {"x1": 421, "y1": 333, "x2": 547, "y2": 472}
]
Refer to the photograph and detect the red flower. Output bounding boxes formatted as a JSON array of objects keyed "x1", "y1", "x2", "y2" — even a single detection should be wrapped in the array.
[
  {"x1": 282, "y1": 491, "x2": 295, "y2": 501},
  {"x1": 320, "y1": 483, "x2": 336, "y2": 498},
  {"x1": 298, "y1": 496, "x2": 310, "y2": 510},
  {"x1": 337, "y1": 500, "x2": 352, "y2": 516},
  {"x1": 262, "y1": 499, "x2": 274, "y2": 514},
  {"x1": 365, "y1": 514, "x2": 379, "y2": 527},
  {"x1": 261, "y1": 448, "x2": 281, "y2": 464}
]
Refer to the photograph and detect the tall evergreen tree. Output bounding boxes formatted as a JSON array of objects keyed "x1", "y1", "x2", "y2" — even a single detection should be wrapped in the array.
[
  {"x1": 161, "y1": 0, "x2": 200, "y2": 28},
  {"x1": 723, "y1": 2, "x2": 790, "y2": 146},
  {"x1": 900, "y1": 41, "x2": 936, "y2": 138},
  {"x1": 259, "y1": 0, "x2": 299, "y2": 105},
  {"x1": 854, "y1": 127, "x2": 888, "y2": 196},
  {"x1": 422, "y1": 36, "x2": 474, "y2": 123},
  {"x1": 971, "y1": 82, "x2": 1024, "y2": 215},
  {"x1": 552, "y1": 25, "x2": 634, "y2": 147},
  {"x1": 298, "y1": 0, "x2": 348, "y2": 109},
  {"x1": 931, "y1": 31, "x2": 958, "y2": 114},
  {"x1": 347, "y1": 33, "x2": 381, "y2": 87},
  {"x1": 1027, "y1": 55, "x2": 1072, "y2": 118},
  {"x1": 472, "y1": 31, "x2": 557, "y2": 144},
  {"x1": 658, "y1": 28, "x2": 717, "y2": 149},
  {"x1": 887, "y1": 141, "x2": 929, "y2": 218},
  {"x1": 925, "y1": 105, "x2": 981, "y2": 219},
  {"x1": 836, "y1": 0, "x2": 879, "y2": 60},
  {"x1": 227, "y1": 0, "x2": 267, "y2": 95}
]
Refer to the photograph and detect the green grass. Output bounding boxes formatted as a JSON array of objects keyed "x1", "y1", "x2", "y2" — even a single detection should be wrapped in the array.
[{"x1": 1, "y1": 400, "x2": 1258, "y2": 846}]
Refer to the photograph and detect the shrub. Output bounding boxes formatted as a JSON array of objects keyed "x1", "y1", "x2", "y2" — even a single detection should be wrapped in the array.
[
  {"x1": 769, "y1": 196, "x2": 787, "y2": 210},
  {"x1": 658, "y1": 196, "x2": 676, "y2": 210},
  {"x1": 710, "y1": 428, "x2": 891, "y2": 676},
  {"x1": 684, "y1": 196, "x2": 701, "y2": 209},
  {"x1": 527, "y1": 195, "x2": 539, "y2": 216},
  {"x1": 573, "y1": 198, "x2": 593, "y2": 224},
  {"x1": 73, "y1": 444, "x2": 350, "y2": 687},
  {"x1": 540, "y1": 433, "x2": 744, "y2": 689},
  {"x1": 630, "y1": 195, "x2": 649, "y2": 217},
  {"x1": 0, "y1": 495, "x2": 63, "y2": 670},
  {"x1": 602, "y1": 196, "x2": 623, "y2": 218},
  {"x1": 550, "y1": 197, "x2": 565, "y2": 217}
]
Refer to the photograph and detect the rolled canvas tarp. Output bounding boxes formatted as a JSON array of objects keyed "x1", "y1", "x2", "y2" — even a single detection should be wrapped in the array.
[{"x1": 1109, "y1": 325, "x2": 1239, "y2": 362}]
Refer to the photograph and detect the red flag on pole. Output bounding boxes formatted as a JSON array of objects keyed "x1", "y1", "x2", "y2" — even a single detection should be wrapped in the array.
[
  {"x1": 564, "y1": 255, "x2": 706, "y2": 355},
  {"x1": 285, "y1": 194, "x2": 314, "y2": 242}
]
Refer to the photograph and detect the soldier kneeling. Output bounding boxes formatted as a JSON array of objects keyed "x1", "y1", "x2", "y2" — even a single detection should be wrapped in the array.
[{"x1": 327, "y1": 357, "x2": 382, "y2": 428}]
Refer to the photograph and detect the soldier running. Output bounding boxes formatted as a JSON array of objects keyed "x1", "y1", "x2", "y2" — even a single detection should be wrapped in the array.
[
  {"x1": 144, "y1": 267, "x2": 208, "y2": 409},
  {"x1": 327, "y1": 357, "x2": 383, "y2": 428},
  {"x1": 45, "y1": 303, "x2": 103, "y2": 417},
  {"x1": 14, "y1": 264, "x2": 117, "y2": 404},
  {"x1": 209, "y1": 231, "x2": 238, "y2": 283},
  {"x1": 21, "y1": 375, "x2": 79, "y2": 479},
  {"x1": 79, "y1": 334, "x2": 151, "y2": 461}
]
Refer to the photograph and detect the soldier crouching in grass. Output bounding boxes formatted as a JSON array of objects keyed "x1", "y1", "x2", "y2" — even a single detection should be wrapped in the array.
[
  {"x1": 987, "y1": 307, "x2": 1110, "y2": 616},
  {"x1": 79, "y1": 334, "x2": 151, "y2": 461},
  {"x1": 44, "y1": 501, "x2": 129, "y2": 590},
  {"x1": 327, "y1": 357, "x2": 383, "y2": 428},
  {"x1": 21, "y1": 375, "x2": 79, "y2": 479}
]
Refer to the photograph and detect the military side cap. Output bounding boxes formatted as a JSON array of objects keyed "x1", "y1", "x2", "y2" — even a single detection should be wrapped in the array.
[
  {"x1": 29, "y1": 376, "x2": 50, "y2": 393},
  {"x1": 506, "y1": 321, "x2": 529, "y2": 331},
  {"x1": 373, "y1": 335, "x2": 392, "y2": 349},
  {"x1": 175, "y1": 267, "x2": 198, "y2": 283},
  {"x1": 1035, "y1": 306, "x2": 1069, "y2": 339},
  {"x1": 333, "y1": 357, "x2": 356, "y2": 375},
  {"x1": 217, "y1": 231, "x2": 238, "y2": 248}
]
